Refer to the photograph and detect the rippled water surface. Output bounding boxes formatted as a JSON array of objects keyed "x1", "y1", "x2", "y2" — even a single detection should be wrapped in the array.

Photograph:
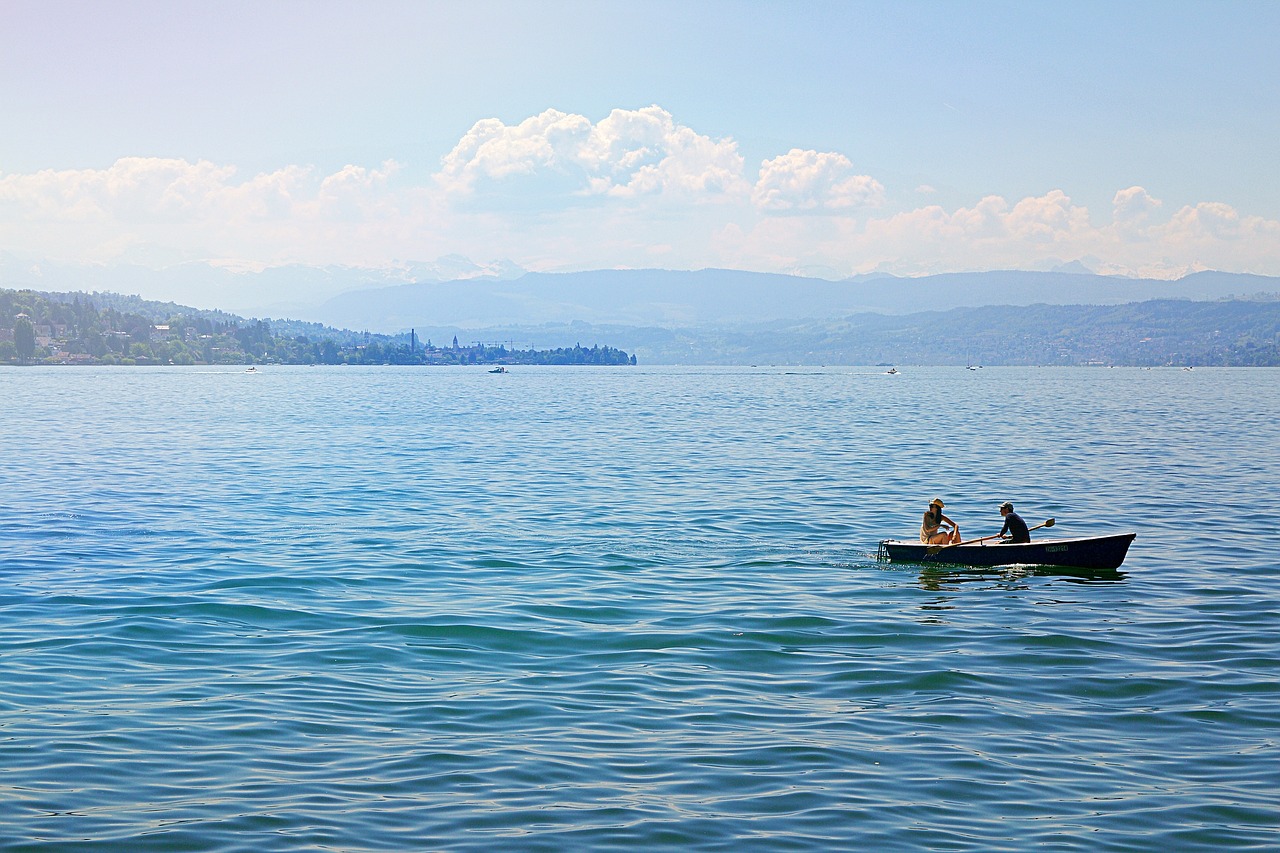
[{"x1": 2, "y1": 365, "x2": 1277, "y2": 851}]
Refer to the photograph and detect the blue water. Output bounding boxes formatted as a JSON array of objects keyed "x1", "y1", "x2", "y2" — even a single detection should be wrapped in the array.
[{"x1": 1, "y1": 365, "x2": 1277, "y2": 851}]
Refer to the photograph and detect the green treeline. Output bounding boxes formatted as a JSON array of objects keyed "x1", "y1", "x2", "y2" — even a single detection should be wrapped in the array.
[{"x1": 0, "y1": 288, "x2": 635, "y2": 367}]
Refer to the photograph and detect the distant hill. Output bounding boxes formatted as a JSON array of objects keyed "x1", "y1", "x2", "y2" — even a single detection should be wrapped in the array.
[
  {"x1": 6, "y1": 259, "x2": 1280, "y2": 365},
  {"x1": 0, "y1": 252, "x2": 524, "y2": 319},
  {"x1": 315, "y1": 268, "x2": 1280, "y2": 333},
  {"x1": 408, "y1": 298, "x2": 1280, "y2": 366},
  {"x1": 0, "y1": 287, "x2": 633, "y2": 367},
  {"x1": 5, "y1": 252, "x2": 1277, "y2": 331},
  {"x1": 740, "y1": 298, "x2": 1280, "y2": 366}
]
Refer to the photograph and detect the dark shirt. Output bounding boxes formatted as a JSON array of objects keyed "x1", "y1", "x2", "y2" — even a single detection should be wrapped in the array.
[{"x1": 999, "y1": 511, "x2": 1030, "y2": 543}]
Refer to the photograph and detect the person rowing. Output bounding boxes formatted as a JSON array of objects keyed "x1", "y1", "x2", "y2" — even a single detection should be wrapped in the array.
[
  {"x1": 921, "y1": 497, "x2": 961, "y2": 545},
  {"x1": 995, "y1": 501, "x2": 1031, "y2": 543}
]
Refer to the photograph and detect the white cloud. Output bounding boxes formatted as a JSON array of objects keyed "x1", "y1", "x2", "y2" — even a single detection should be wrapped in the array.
[
  {"x1": 726, "y1": 187, "x2": 1280, "y2": 279},
  {"x1": 752, "y1": 149, "x2": 885, "y2": 213},
  {"x1": 1005, "y1": 190, "x2": 1091, "y2": 242},
  {"x1": 315, "y1": 160, "x2": 403, "y2": 220},
  {"x1": 436, "y1": 110, "x2": 592, "y2": 194},
  {"x1": 0, "y1": 157, "x2": 240, "y2": 222},
  {"x1": 1113, "y1": 185, "x2": 1162, "y2": 224},
  {"x1": 0, "y1": 157, "x2": 426, "y2": 266},
  {"x1": 1, "y1": 108, "x2": 1278, "y2": 280},
  {"x1": 434, "y1": 106, "x2": 748, "y2": 205},
  {"x1": 1164, "y1": 201, "x2": 1245, "y2": 240},
  {"x1": 949, "y1": 195, "x2": 1010, "y2": 239},
  {"x1": 0, "y1": 158, "x2": 320, "y2": 224},
  {"x1": 1142, "y1": 201, "x2": 1280, "y2": 271}
]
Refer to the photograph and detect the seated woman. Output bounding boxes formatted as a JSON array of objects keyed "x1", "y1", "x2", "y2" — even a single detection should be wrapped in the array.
[{"x1": 921, "y1": 497, "x2": 961, "y2": 545}]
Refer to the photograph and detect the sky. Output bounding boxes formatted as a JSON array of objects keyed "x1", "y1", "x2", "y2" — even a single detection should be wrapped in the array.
[{"x1": 2, "y1": 0, "x2": 1279, "y2": 284}]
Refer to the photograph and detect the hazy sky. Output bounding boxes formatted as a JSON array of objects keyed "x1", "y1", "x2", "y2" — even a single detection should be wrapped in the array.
[{"x1": 2, "y1": 0, "x2": 1278, "y2": 280}]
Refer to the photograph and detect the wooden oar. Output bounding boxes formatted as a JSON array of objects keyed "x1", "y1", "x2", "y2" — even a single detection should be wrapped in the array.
[{"x1": 926, "y1": 518, "x2": 1055, "y2": 555}]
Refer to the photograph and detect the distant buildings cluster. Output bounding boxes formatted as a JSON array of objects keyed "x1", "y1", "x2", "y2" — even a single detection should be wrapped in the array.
[{"x1": 0, "y1": 288, "x2": 635, "y2": 367}]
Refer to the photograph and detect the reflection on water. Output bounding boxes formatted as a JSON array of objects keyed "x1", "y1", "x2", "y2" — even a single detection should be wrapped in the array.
[{"x1": 917, "y1": 565, "x2": 1128, "y2": 591}]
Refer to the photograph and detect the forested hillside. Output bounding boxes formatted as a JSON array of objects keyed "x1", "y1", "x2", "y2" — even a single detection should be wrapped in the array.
[
  {"x1": 605, "y1": 298, "x2": 1280, "y2": 365},
  {"x1": 0, "y1": 289, "x2": 634, "y2": 366},
  {"x1": 425, "y1": 298, "x2": 1280, "y2": 366},
  {"x1": 5, "y1": 286, "x2": 1277, "y2": 367}
]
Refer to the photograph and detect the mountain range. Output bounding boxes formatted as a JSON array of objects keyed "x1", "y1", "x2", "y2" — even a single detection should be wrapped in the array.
[
  {"x1": 4, "y1": 252, "x2": 1276, "y2": 334},
  {"x1": 4, "y1": 252, "x2": 1279, "y2": 365},
  {"x1": 312, "y1": 268, "x2": 1280, "y2": 333}
]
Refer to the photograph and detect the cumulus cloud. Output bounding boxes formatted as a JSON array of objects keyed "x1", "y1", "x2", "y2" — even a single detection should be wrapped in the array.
[
  {"x1": 0, "y1": 157, "x2": 240, "y2": 222},
  {"x1": 437, "y1": 110, "x2": 591, "y2": 197},
  {"x1": 1164, "y1": 201, "x2": 1245, "y2": 240},
  {"x1": 752, "y1": 149, "x2": 885, "y2": 213},
  {"x1": 948, "y1": 195, "x2": 1011, "y2": 239},
  {"x1": 1, "y1": 106, "x2": 1278, "y2": 279},
  {"x1": 315, "y1": 160, "x2": 403, "y2": 220},
  {"x1": 0, "y1": 157, "x2": 320, "y2": 224},
  {"x1": 435, "y1": 106, "x2": 748, "y2": 205},
  {"x1": 1149, "y1": 202, "x2": 1280, "y2": 267},
  {"x1": 0, "y1": 157, "x2": 425, "y2": 266},
  {"x1": 1113, "y1": 185, "x2": 1162, "y2": 224},
  {"x1": 858, "y1": 191, "x2": 1090, "y2": 252},
  {"x1": 1005, "y1": 189, "x2": 1091, "y2": 242},
  {"x1": 732, "y1": 188, "x2": 1260, "y2": 278}
]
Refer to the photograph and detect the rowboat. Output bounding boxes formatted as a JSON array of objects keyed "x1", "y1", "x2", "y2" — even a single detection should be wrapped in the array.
[{"x1": 877, "y1": 532, "x2": 1135, "y2": 570}]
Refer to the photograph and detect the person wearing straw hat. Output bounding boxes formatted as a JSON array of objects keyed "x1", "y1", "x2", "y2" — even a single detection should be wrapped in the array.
[{"x1": 921, "y1": 497, "x2": 961, "y2": 545}]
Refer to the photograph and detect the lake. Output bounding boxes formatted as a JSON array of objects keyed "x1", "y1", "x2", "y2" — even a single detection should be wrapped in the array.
[{"x1": 1, "y1": 365, "x2": 1276, "y2": 851}]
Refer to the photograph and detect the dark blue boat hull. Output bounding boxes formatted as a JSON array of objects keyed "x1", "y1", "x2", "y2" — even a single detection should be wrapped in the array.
[{"x1": 877, "y1": 533, "x2": 1136, "y2": 570}]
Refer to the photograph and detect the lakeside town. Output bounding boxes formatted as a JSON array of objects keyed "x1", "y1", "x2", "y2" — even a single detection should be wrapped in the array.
[
  {"x1": 5, "y1": 284, "x2": 1279, "y2": 368},
  {"x1": 0, "y1": 288, "x2": 635, "y2": 367}
]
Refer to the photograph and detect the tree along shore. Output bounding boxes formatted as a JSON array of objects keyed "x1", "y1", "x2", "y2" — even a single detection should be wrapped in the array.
[{"x1": 0, "y1": 289, "x2": 635, "y2": 367}]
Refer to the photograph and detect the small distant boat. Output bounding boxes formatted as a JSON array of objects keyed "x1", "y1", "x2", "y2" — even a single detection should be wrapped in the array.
[
  {"x1": 877, "y1": 533, "x2": 1136, "y2": 571},
  {"x1": 488, "y1": 366, "x2": 508, "y2": 374},
  {"x1": 244, "y1": 366, "x2": 257, "y2": 373},
  {"x1": 885, "y1": 367, "x2": 899, "y2": 375}
]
